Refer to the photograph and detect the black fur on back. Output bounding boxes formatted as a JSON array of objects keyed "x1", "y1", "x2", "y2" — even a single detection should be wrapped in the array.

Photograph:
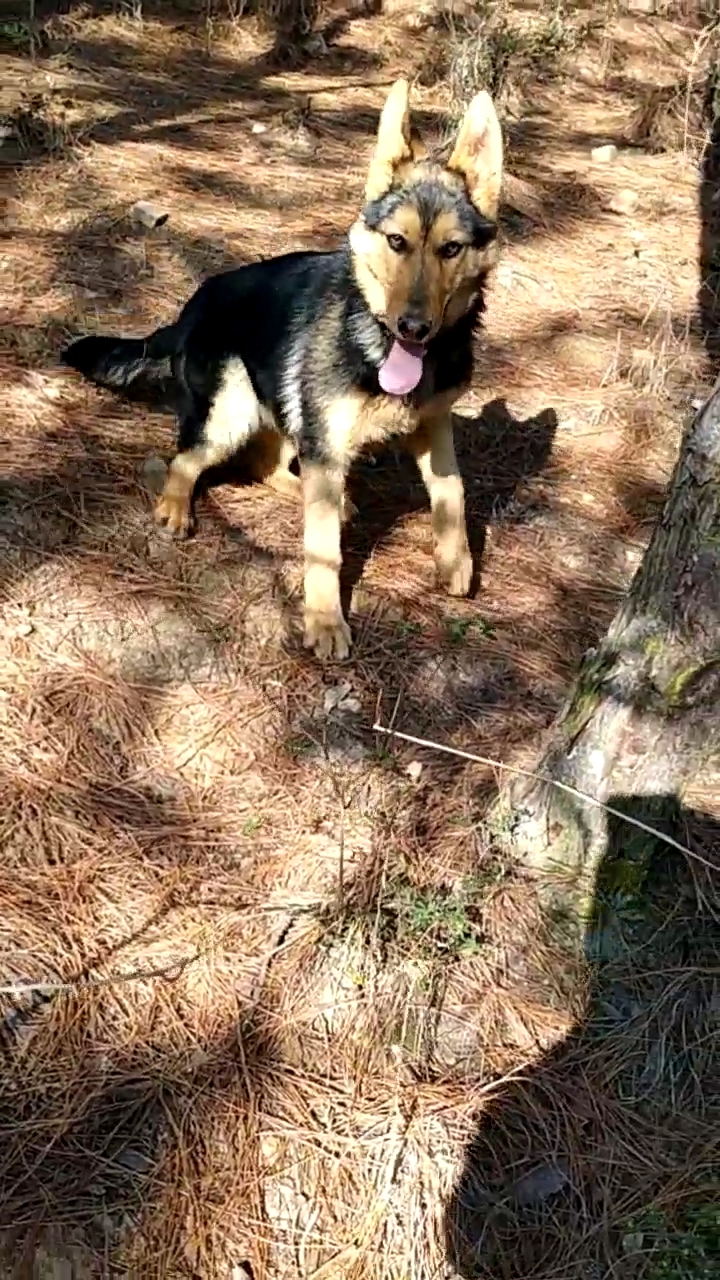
[{"x1": 61, "y1": 243, "x2": 488, "y2": 456}]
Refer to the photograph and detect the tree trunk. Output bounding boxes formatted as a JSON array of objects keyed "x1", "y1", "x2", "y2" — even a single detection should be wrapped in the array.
[{"x1": 495, "y1": 384, "x2": 720, "y2": 942}]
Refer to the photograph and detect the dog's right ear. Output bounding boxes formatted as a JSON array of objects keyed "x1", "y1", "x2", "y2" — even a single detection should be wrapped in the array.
[
  {"x1": 448, "y1": 90, "x2": 503, "y2": 219},
  {"x1": 365, "y1": 79, "x2": 413, "y2": 202}
]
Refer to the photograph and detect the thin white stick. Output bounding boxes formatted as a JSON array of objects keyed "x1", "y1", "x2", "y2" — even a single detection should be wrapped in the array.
[
  {"x1": 372, "y1": 723, "x2": 716, "y2": 872},
  {"x1": 0, "y1": 903, "x2": 319, "y2": 1000},
  {"x1": 0, "y1": 953, "x2": 198, "y2": 998}
]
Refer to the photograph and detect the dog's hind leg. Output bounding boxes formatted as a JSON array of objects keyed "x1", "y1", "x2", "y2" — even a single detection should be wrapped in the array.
[
  {"x1": 249, "y1": 430, "x2": 358, "y2": 523},
  {"x1": 155, "y1": 357, "x2": 262, "y2": 537},
  {"x1": 247, "y1": 430, "x2": 303, "y2": 503},
  {"x1": 409, "y1": 415, "x2": 472, "y2": 597},
  {"x1": 155, "y1": 440, "x2": 219, "y2": 537}
]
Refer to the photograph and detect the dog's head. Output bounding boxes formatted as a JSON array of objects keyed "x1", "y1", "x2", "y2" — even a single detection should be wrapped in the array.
[{"x1": 349, "y1": 80, "x2": 503, "y2": 394}]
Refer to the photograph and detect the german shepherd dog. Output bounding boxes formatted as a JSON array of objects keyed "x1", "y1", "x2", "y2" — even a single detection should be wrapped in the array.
[{"x1": 62, "y1": 80, "x2": 503, "y2": 660}]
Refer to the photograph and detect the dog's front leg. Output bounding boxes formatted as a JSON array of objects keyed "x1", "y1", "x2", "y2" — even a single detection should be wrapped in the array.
[
  {"x1": 410, "y1": 416, "x2": 473, "y2": 597},
  {"x1": 301, "y1": 460, "x2": 352, "y2": 660}
]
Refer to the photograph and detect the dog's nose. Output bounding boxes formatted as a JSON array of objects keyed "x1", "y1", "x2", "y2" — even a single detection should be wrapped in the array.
[{"x1": 397, "y1": 315, "x2": 431, "y2": 343}]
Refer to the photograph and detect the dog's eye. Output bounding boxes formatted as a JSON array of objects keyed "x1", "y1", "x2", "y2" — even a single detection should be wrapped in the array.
[
  {"x1": 439, "y1": 241, "x2": 464, "y2": 260},
  {"x1": 386, "y1": 233, "x2": 407, "y2": 254}
]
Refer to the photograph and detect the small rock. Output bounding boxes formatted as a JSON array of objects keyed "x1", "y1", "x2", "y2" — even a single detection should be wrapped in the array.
[
  {"x1": 402, "y1": 9, "x2": 435, "y2": 30},
  {"x1": 251, "y1": 122, "x2": 267, "y2": 134},
  {"x1": 141, "y1": 453, "x2": 167, "y2": 493},
  {"x1": 95, "y1": 1211, "x2": 118, "y2": 1235},
  {"x1": 15, "y1": 621, "x2": 34, "y2": 638},
  {"x1": 0, "y1": 123, "x2": 15, "y2": 145},
  {"x1": 187, "y1": 1047, "x2": 211, "y2": 1070},
  {"x1": 130, "y1": 200, "x2": 169, "y2": 230},
  {"x1": 628, "y1": 347, "x2": 654, "y2": 383},
  {"x1": 591, "y1": 143, "x2": 618, "y2": 163},
  {"x1": 323, "y1": 682, "x2": 351, "y2": 712},
  {"x1": 577, "y1": 64, "x2": 597, "y2": 85},
  {"x1": 326, "y1": 739, "x2": 365, "y2": 763},
  {"x1": 629, "y1": 230, "x2": 645, "y2": 258},
  {"x1": 565, "y1": 552, "x2": 587, "y2": 571},
  {"x1": 114, "y1": 1147, "x2": 153, "y2": 1175},
  {"x1": 289, "y1": 124, "x2": 315, "y2": 154},
  {"x1": 606, "y1": 187, "x2": 638, "y2": 216},
  {"x1": 260, "y1": 1134, "x2": 281, "y2": 1163},
  {"x1": 405, "y1": 760, "x2": 423, "y2": 782},
  {"x1": 322, "y1": 681, "x2": 360, "y2": 714},
  {"x1": 301, "y1": 32, "x2": 327, "y2": 55},
  {"x1": 512, "y1": 1160, "x2": 570, "y2": 1206},
  {"x1": 27, "y1": 370, "x2": 63, "y2": 400}
]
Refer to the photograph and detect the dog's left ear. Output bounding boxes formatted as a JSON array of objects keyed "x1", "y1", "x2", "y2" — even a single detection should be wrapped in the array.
[
  {"x1": 448, "y1": 91, "x2": 503, "y2": 219},
  {"x1": 365, "y1": 79, "x2": 414, "y2": 202}
]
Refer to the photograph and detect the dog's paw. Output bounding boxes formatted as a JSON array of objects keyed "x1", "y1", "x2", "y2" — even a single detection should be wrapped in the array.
[
  {"x1": 303, "y1": 610, "x2": 352, "y2": 661},
  {"x1": 439, "y1": 548, "x2": 473, "y2": 598},
  {"x1": 155, "y1": 493, "x2": 194, "y2": 539}
]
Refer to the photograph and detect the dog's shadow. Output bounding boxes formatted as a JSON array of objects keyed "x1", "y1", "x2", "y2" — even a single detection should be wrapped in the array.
[
  {"x1": 340, "y1": 398, "x2": 559, "y2": 608},
  {"x1": 197, "y1": 398, "x2": 558, "y2": 606}
]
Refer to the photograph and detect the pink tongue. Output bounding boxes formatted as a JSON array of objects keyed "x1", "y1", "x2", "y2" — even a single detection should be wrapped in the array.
[{"x1": 378, "y1": 339, "x2": 424, "y2": 396}]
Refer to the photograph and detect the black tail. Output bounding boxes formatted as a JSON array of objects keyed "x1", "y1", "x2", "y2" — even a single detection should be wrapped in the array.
[{"x1": 61, "y1": 324, "x2": 181, "y2": 409}]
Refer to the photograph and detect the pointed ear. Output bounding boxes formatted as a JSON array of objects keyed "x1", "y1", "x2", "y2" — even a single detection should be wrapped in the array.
[
  {"x1": 448, "y1": 91, "x2": 503, "y2": 219},
  {"x1": 365, "y1": 79, "x2": 413, "y2": 202}
]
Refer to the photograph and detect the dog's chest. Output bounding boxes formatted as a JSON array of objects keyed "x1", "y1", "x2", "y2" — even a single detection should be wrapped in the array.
[
  {"x1": 325, "y1": 386, "x2": 460, "y2": 466},
  {"x1": 356, "y1": 392, "x2": 420, "y2": 446}
]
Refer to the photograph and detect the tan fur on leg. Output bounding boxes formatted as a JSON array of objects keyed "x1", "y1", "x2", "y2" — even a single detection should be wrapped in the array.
[
  {"x1": 409, "y1": 417, "x2": 472, "y2": 596},
  {"x1": 155, "y1": 448, "x2": 212, "y2": 537},
  {"x1": 247, "y1": 430, "x2": 303, "y2": 501},
  {"x1": 248, "y1": 430, "x2": 357, "y2": 522},
  {"x1": 156, "y1": 356, "x2": 266, "y2": 537},
  {"x1": 301, "y1": 461, "x2": 351, "y2": 660}
]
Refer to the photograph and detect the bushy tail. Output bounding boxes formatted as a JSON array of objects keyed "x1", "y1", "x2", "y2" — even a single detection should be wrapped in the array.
[{"x1": 61, "y1": 323, "x2": 181, "y2": 408}]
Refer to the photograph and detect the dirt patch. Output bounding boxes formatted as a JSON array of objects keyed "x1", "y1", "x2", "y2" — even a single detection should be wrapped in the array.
[{"x1": 1, "y1": 2, "x2": 718, "y2": 1277}]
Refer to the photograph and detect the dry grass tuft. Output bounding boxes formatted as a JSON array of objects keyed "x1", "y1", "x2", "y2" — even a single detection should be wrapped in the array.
[
  {"x1": 628, "y1": 68, "x2": 716, "y2": 159},
  {"x1": 257, "y1": 0, "x2": 320, "y2": 47},
  {"x1": 623, "y1": 18, "x2": 720, "y2": 159},
  {"x1": 6, "y1": 87, "x2": 91, "y2": 159},
  {"x1": 418, "y1": 0, "x2": 599, "y2": 121}
]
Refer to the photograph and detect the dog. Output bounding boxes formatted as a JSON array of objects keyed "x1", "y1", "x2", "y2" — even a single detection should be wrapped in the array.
[{"x1": 61, "y1": 79, "x2": 503, "y2": 660}]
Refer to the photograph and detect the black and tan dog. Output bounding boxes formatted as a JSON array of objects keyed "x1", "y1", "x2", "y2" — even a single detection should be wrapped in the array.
[{"x1": 62, "y1": 80, "x2": 503, "y2": 660}]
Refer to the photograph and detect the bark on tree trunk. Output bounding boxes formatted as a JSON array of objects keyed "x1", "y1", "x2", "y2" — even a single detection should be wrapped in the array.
[{"x1": 495, "y1": 383, "x2": 720, "y2": 934}]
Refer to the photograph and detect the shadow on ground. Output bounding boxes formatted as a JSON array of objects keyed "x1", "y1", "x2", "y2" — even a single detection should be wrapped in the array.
[
  {"x1": 444, "y1": 798, "x2": 719, "y2": 1280},
  {"x1": 6, "y1": 1, "x2": 695, "y2": 256},
  {"x1": 444, "y1": 73, "x2": 720, "y2": 1276},
  {"x1": 1, "y1": 1008, "x2": 276, "y2": 1277},
  {"x1": 341, "y1": 399, "x2": 558, "y2": 612},
  {"x1": 0, "y1": 381, "x2": 585, "y2": 1276}
]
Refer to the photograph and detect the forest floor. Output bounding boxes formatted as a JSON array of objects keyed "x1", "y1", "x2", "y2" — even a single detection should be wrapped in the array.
[{"x1": 1, "y1": 2, "x2": 718, "y2": 1276}]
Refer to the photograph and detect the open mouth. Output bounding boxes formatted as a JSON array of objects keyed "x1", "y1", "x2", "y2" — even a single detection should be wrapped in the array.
[
  {"x1": 378, "y1": 334, "x2": 428, "y2": 396},
  {"x1": 396, "y1": 338, "x2": 426, "y2": 357}
]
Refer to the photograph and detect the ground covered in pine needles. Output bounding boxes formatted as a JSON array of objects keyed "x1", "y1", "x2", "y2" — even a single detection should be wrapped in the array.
[{"x1": 1, "y1": 2, "x2": 718, "y2": 1276}]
